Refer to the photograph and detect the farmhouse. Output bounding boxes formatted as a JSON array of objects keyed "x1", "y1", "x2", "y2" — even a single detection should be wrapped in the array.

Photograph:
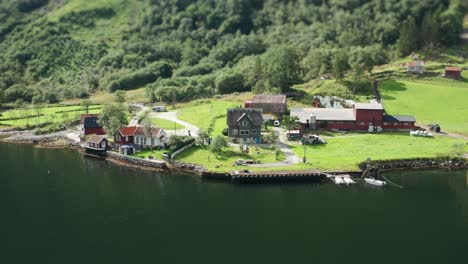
[
  {"x1": 407, "y1": 61, "x2": 425, "y2": 74},
  {"x1": 290, "y1": 102, "x2": 416, "y2": 132},
  {"x1": 445, "y1": 67, "x2": 462, "y2": 79},
  {"x1": 114, "y1": 125, "x2": 168, "y2": 151},
  {"x1": 245, "y1": 94, "x2": 287, "y2": 120},
  {"x1": 227, "y1": 108, "x2": 263, "y2": 144},
  {"x1": 80, "y1": 114, "x2": 105, "y2": 135}
]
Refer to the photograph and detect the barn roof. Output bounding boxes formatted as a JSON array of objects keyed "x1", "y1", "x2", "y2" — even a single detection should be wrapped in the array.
[
  {"x1": 251, "y1": 95, "x2": 287, "y2": 113},
  {"x1": 354, "y1": 103, "x2": 384, "y2": 110},
  {"x1": 80, "y1": 114, "x2": 100, "y2": 124},
  {"x1": 383, "y1": 115, "x2": 416, "y2": 122},
  {"x1": 445, "y1": 67, "x2": 462, "y2": 72},
  {"x1": 290, "y1": 107, "x2": 356, "y2": 122},
  {"x1": 87, "y1": 135, "x2": 107, "y2": 144},
  {"x1": 227, "y1": 108, "x2": 263, "y2": 126}
]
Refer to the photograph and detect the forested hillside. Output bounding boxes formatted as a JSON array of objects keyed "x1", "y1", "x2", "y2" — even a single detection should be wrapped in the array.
[{"x1": 0, "y1": 0, "x2": 465, "y2": 104}]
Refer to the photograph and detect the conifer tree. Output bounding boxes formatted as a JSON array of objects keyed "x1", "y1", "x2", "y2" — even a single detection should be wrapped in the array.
[{"x1": 397, "y1": 18, "x2": 419, "y2": 56}]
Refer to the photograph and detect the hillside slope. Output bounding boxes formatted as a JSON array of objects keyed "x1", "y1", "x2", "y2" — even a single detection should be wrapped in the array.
[{"x1": 0, "y1": 0, "x2": 465, "y2": 105}]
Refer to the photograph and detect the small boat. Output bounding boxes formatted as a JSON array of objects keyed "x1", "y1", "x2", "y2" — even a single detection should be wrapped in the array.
[
  {"x1": 343, "y1": 177, "x2": 355, "y2": 185},
  {"x1": 364, "y1": 178, "x2": 386, "y2": 187},
  {"x1": 333, "y1": 177, "x2": 344, "y2": 185}
]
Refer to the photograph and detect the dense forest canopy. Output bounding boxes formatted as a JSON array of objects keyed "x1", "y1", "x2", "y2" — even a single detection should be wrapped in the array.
[{"x1": 0, "y1": 0, "x2": 465, "y2": 104}]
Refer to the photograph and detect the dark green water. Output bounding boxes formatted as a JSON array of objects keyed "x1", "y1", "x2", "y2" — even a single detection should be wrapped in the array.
[{"x1": 1, "y1": 143, "x2": 467, "y2": 264}]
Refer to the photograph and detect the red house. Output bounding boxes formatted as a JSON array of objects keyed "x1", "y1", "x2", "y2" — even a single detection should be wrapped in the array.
[
  {"x1": 445, "y1": 67, "x2": 462, "y2": 79},
  {"x1": 114, "y1": 126, "x2": 138, "y2": 148},
  {"x1": 80, "y1": 114, "x2": 105, "y2": 135},
  {"x1": 291, "y1": 103, "x2": 416, "y2": 132}
]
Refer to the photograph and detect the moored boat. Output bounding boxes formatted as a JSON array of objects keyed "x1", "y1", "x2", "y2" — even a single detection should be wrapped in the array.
[
  {"x1": 333, "y1": 177, "x2": 344, "y2": 185},
  {"x1": 343, "y1": 177, "x2": 355, "y2": 185},
  {"x1": 364, "y1": 178, "x2": 386, "y2": 186}
]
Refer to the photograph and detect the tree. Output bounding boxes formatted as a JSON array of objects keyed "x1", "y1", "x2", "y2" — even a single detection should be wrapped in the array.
[
  {"x1": 263, "y1": 46, "x2": 301, "y2": 92},
  {"x1": 99, "y1": 103, "x2": 128, "y2": 136},
  {"x1": 252, "y1": 56, "x2": 265, "y2": 94},
  {"x1": 114, "y1": 90, "x2": 126, "y2": 103},
  {"x1": 282, "y1": 115, "x2": 301, "y2": 138},
  {"x1": 264, "y1": 131, "x2": 279, "y2": 144},
  {"x1": 421, "y1": 12, "x2": 440, "y2": 47},
  {"x1": 397, "y1": 18, "x2": 419, "y2": 56},
  {"x1": 197, "y1": 129, "x2": 210, "y2": 145},
  {"x1": 332, "y1": 50, "x2": 349, "y2": 81},
  {"x1": 210, "y1": 135, "x2": 228, "y2": 157},
  {"x1": 80, "y1": 99, "x2": 93, "y2": 114}
]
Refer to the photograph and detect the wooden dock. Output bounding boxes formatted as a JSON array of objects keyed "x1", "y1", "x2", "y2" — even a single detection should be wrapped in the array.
[{"x1": 229, "y1": 170, "x2": 325, "y2": 183}]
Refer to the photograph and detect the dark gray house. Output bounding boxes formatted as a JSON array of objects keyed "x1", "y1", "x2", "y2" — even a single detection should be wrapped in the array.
[{"x1": 227, "y1": 108, "x2": 263, "y2": 144}]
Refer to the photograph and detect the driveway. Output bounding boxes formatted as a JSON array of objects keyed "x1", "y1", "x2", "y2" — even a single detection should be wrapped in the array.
[
  {"x1": 150, "y1": 111, "x2": 200, "y2": 137},
  {"x1": 249, "y1": 126, "x2": 301, "y2": 168}
]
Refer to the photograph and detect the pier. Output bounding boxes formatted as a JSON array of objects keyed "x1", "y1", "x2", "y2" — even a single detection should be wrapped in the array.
[{"x1": 229, "y1": 170, "x2": 325, "y2": 183}]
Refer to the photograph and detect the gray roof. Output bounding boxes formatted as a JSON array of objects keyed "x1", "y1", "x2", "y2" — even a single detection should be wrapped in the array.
[
  {"x1": 251, "y1": 94, "x2": 287, "y2": 114},
  {"x1": 383, "y1": 115, "x2": 416, "y2": 122},
  {"x1": 354, "y1": 103, "x2": 384, "y2": 110},
  {"x1": 227, "y1": 108, "x2": 263, "y2": 126},
  {"x1": 290, "y1": 107, "x2": 356, "y2": 123}
]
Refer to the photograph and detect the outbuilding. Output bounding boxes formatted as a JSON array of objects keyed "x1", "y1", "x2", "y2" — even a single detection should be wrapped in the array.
[
  {"x1": 445, "y1": 67, "x2": 462, "y2": 79},
  {"x1": 80, "y1": 114, "x2": 105, "y2": 135}
]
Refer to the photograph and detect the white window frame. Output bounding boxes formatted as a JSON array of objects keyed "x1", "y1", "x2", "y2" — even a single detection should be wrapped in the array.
[
  {"x1": 241, "y1": 121, "x2": 248, "y2": 127},
  {"x1": 252, "y1": 129, "x2": 257, "y2": 135},
  {"x1": 232, "y1": 129, "x2": 238, "y2": 135}
]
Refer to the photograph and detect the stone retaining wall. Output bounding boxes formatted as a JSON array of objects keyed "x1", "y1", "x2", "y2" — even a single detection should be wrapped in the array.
[
  {"x1": 107, "y1": 151, "x2": 167, "y2": 169},
  {"x1": 359, "y1": 157, "x2": 467, "y2": 171},
  {"x1": 167, "y1": 160, "x2": 206, "y2": 174}
]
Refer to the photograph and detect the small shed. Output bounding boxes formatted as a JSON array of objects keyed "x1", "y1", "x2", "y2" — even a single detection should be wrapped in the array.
[
  {"x1": 445, "y1": 67, "x2": 462, "y2": 79},
  {"x1": 286, "y1": 130, "x2": 301, "y2": 140},
  {"x1": 120, "y1": 145, "x2": 135, "y2": 155},
  {"x1": 84, "y1": 135, "x2": 109, "y2": 156}
]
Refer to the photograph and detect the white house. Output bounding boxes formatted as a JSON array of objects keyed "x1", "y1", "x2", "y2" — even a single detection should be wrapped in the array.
[
  {"x1": 407, "y1": 61, "x2": 425, "y2": 74},
  {"x1": 133, "y1": 126, "x2": 168, "y2": 149}
]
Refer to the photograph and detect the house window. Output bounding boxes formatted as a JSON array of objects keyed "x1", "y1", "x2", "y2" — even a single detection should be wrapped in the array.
[
  {"x1": 404, "y1": 122, "x2": 410, "y2": 126},
  {"x1": 241, "y1": 121, "x2": 248, "y2": 127},
  {"x1": 394, "y1": 122, "x2": 399, "y2": 125},
  {"x1": 136, "y1": 137, "x2": 139, "y2": 144},
  {"x1": 252, "y1": 129, "x2": 257, "y2": 134},
  {"x1": 152, "y1": 138, "x2": 155, "y2": 145},
  {"x1": 125, "y1": 136, "x2": 128, "y2": 141},
  {"x1": 143, "y1": 137, "x2": 147, "y2": 144},
  {"x1": 240, "y1": 130, "x2": 250, "y2": 135},
  {"x1": 232, "y1": 129, "x2": 238, "y2": 135},
  {"x1": 358, "y1": 122, "x2": 365, "y2": 126},
  {"x1": 384, "y1": 122, "x2": 390, "y2": 125}
]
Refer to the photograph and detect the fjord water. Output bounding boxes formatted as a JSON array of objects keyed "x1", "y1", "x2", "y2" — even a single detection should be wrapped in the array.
[{"x1": 1, "y1": 143, "x2": 467, "y2": 264}]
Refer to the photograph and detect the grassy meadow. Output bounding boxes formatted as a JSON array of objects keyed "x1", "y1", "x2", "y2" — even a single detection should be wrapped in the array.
[
  {"x1": 290, "y1": 133, "x2": 467, "y2": 171},
  {"x1": 177, "y1": 99, "x2": 241, "y2": 130},
  {"x1": 175, "y1": 145, "x2": 284, "y2": 172},
  {"x1": 380, "y1": 79, "x2": 468, "y2": 135},
  {"x1": 150, "y1": 118, "x2": 185, "y2": 130},
  {"x1": 0, "y1": 105, "x2": 103, "y2": 128}
]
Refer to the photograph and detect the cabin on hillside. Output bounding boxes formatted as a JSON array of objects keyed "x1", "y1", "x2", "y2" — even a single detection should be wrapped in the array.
[
  {"x1": 445, "y1": 67, "x2": 462, "y2": 79},
  {"x1": 245, "y1": 95, "x2": 287, "y2": 120},
  {"x1": 80, "y1": 114, "x2": 105, "y2": 135},
  {"x1": 406, "y1": 61, "x2": 425, "y2": 74},
  {"x1": 227, "y1": 108, "x2": 263, "y2": 144}
]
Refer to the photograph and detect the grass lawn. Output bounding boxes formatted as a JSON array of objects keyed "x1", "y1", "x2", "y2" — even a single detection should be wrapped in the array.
[
  {"x1": 290, "y1": 133, "x2": 467, "y2": 171},
  {"x1": 0, "y1": 105, "x2": 103, "y2": 128},
  {"x1": 380, "y1": 79, "x2": 468, "y2": 135},
  {"x1": 131, "y1": 149, "x2": 166, "y2": 160},
  {"x1": 175, "y1": 145, "x2": 284, "y2": 172},
  {"x1": 177, "y1": 99, "x2": 241, "y2": 130},
  {"x1": 150, "y1": 118, "x2": 185, "y2": 130}
]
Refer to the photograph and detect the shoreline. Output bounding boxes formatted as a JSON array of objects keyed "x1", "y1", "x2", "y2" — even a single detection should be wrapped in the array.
[{"x1": 1, "y1": 130, "x2": 467, "y2": 182}]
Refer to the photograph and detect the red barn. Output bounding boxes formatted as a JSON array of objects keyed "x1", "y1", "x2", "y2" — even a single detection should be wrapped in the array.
[
  {"x1": 291, "y1": 103, "x2": 416, "y2": 132},
  {"x1": 445, "y1": 67, "x2": 462, "y2": 79},
  {"x1": 80, "y1": 114, "x2": 105, "y2": 135}
]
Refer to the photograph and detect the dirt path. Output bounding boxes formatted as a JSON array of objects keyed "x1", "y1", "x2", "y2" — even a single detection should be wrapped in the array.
[
  {"x1": 150, "y1": 111, "x2": 200, "y2": 137},
  {"x1": 249, "y1": 127, "x2": 301, "y2": 168}
]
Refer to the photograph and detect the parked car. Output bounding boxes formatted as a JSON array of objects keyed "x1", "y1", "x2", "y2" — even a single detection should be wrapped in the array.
[{"x1": 273, "y1": 120, "x2": 280, "y2": 126}]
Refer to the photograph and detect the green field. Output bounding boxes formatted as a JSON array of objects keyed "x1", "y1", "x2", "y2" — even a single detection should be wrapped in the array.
[
  {"x1": 176, "y1": 133, "x2": 466, "y2": 172},
  {"x1": 290, "y1": 133, "x2": 467, "y2": 171},
  {"x1": 150, "y1": 118, "x2": 184, "y2": 130},
  {"x1": 380, "y1": 79, "x2": 468, "y2": 135},
  {"x1": 177, "y1": 100, "x2": 240, "y2": 130},
  {"x1": 131, "y1": 149, "x2": 166, "y2": 160},
  {"x1": 175, "y1": 145, "x2": 284, "y2": 172},
  {"x1": 0, "y1": 105, "x2": 103, "y2": 128}
]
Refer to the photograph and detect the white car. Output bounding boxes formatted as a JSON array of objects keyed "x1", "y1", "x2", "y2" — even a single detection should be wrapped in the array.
[{"x1": 273, "y1": 120, "x2": 280, "y2": 126}]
